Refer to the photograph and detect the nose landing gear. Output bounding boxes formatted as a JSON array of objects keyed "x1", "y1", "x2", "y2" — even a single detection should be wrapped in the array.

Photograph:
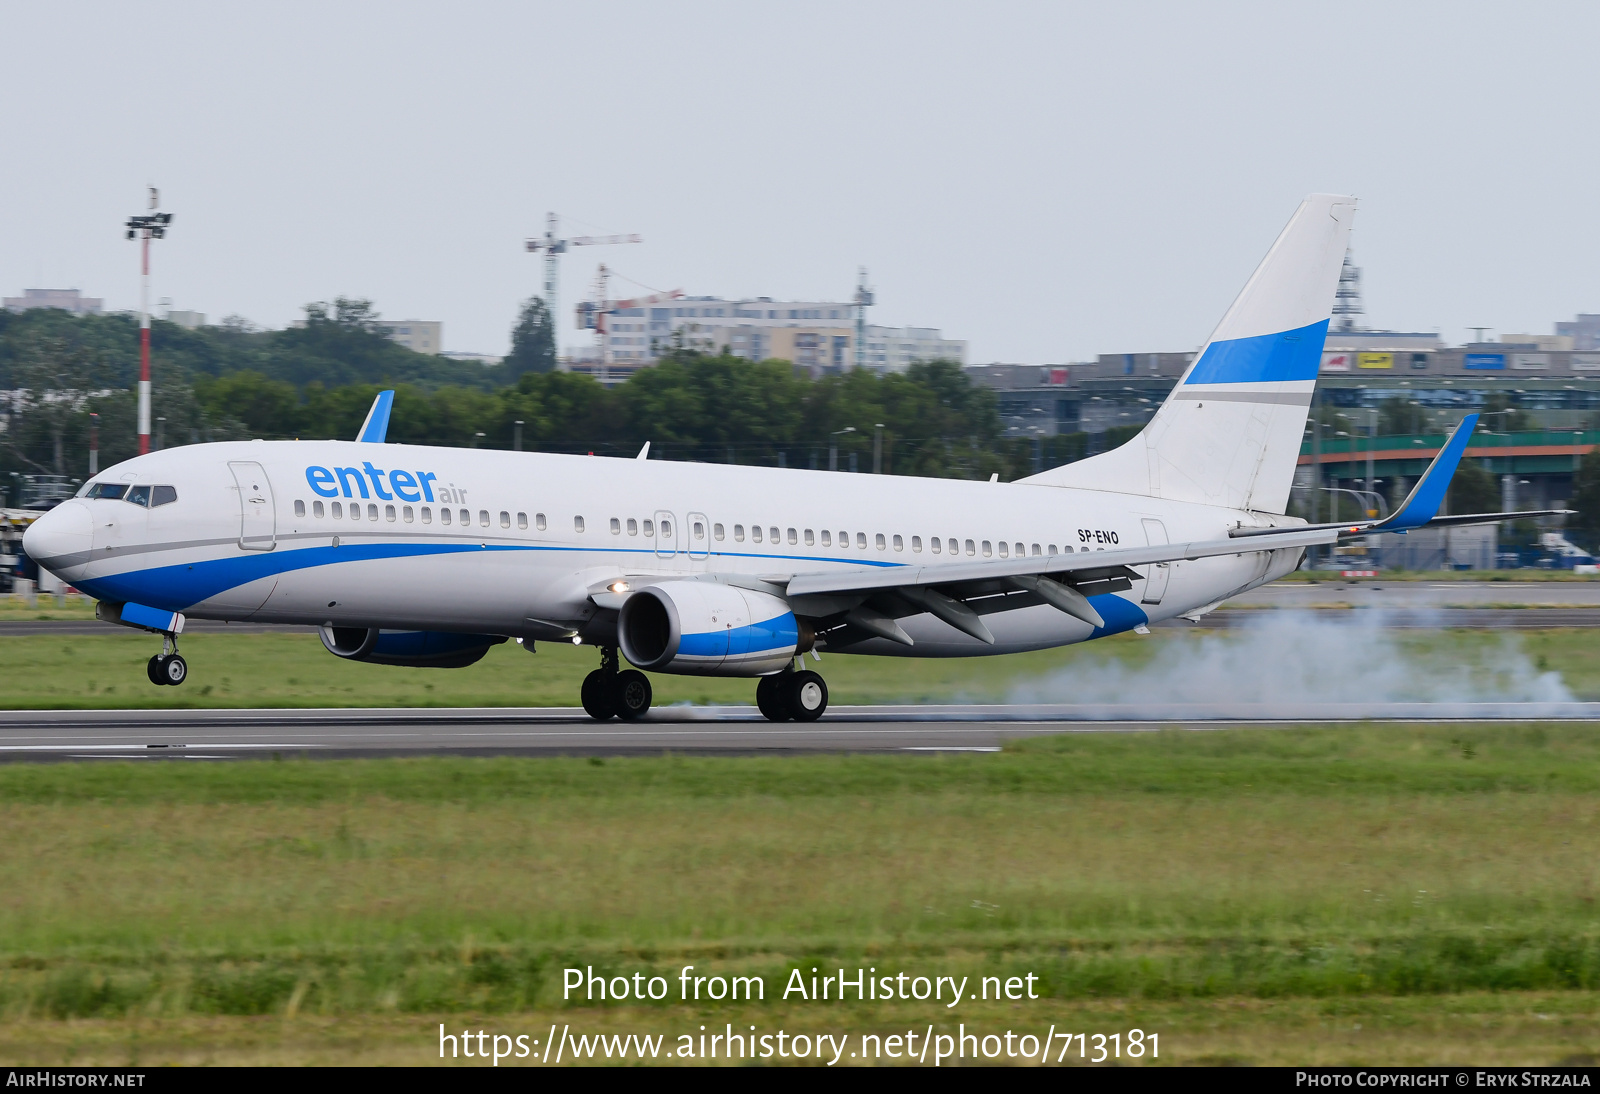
[
  {"x1": 756, "y1": 667, "x2": 828, "y2": 722},
  {"x1": 146, "y1": 634, "x2": 187, "y2": 687},
  {"x1": 581, "y1": 646, "x2": 653, "y2": 721}
]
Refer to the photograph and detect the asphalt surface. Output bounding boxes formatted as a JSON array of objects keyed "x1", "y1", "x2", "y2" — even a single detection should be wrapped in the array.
[{"x1": 3, "y1": 703, "x2": 1599, "y2": 761}]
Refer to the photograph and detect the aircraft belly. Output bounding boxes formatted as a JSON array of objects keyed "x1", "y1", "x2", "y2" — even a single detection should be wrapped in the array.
[{"x1": 247, "y1": 550, "x2": 559, "y2": 631}]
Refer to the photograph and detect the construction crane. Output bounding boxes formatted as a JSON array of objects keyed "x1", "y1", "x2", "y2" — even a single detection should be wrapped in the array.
[
  {"x1": 576, "y1": 265, "x2": 683, "y2": 384},
  {"x1": 523, "y1": 213, "x2": 641, "y2": 343}
]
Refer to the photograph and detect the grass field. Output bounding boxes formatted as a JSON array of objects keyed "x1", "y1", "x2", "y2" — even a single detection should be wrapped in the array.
[
  {"x1": 3, "y1": 724, "x2": 1600, "y2": 1065},
  {"x1": 1, "y1": 623, "x2": 1597, "y2": 708}
]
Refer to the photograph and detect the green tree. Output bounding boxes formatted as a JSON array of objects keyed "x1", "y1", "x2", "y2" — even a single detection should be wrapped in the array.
[
  {"x1": 1447, "y1": 457, "x2": 1499, "y2": 515},
  {"x1": 1570, "y1": 447, "x2": 1600, "y2": 550},
  {"x1": 504, "y1": 297, "x2": 556, "y2": 379},
  {"x1": 1379, "y1": 397, "x2": 1429, "y2": 435},
  {"x1": 1482, "y1": 392, "x2": 1533, "y2": 432}
]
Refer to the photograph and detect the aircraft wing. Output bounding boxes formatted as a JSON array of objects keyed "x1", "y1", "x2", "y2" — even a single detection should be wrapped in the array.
[{"x1": 779, "y1": 412, "x2": 1572, "y2": 643}]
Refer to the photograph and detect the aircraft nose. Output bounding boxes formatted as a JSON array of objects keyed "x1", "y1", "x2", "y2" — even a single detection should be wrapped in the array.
[{"x1": 22, "y1": 500, "x2": 93, "y2": 569}]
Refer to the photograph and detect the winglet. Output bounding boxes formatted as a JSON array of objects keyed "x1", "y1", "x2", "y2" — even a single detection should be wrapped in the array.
[
  {"x1": 357, "y1": 390, "x2": 394, "y2": 443},
  {"x1": 637, "y1": 441, "x2": 650, "y2": 460},
  {"x1": 1375, "y1": 412, "x2": 1479, "y2": 532}
]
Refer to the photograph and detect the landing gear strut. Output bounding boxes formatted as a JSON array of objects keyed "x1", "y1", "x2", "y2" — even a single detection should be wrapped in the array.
[
  {"x1": 146, "y1": 633, "x2": 187, "y2": 687},
  {"x1": 581, "y1": 646, "x2": 653, "y2": 721},
  {"x1": 756, "y1": 666, "x2": 828, "y2": 723}
]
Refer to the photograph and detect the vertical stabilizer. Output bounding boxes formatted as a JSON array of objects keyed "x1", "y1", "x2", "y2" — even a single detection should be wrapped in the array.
[{"x1": 1022, "y1": 194, "x2": 1356, "y2": 513}]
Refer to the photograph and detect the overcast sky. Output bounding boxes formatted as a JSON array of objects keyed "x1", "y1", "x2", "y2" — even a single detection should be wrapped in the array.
[{"x1": 4, "y1": 1, "x2": 1598, "y2": 362}]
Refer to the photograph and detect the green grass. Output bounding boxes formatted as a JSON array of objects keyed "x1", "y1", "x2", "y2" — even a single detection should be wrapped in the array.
[
  {"x1": 4, "y1": 724, "x2": 1600, "y2": 1065},
  {"x1": 3, "y1": 625, "x2": 1600, "y2": 708}
]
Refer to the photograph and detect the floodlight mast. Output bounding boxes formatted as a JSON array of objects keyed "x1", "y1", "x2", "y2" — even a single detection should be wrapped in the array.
[{"x1": 124, "y1": 187, "x2": 172, "y2": 456}]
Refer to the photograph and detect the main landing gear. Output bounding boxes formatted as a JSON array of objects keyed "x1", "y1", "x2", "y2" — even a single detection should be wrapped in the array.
[
  {"x1": 581, "y1": 646, "x2": 653, "y2": 721},
  {"x1": 756, "y1": 667, "x2": 828, "y2": 723},
  {"x1": 146, "y1": 634, "x2": 187, "y2": 687}
]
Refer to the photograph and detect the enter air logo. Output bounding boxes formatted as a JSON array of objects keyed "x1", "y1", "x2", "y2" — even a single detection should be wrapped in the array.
[{"x1": 305, "y1": 464, "x2": 467, "y2": 504}]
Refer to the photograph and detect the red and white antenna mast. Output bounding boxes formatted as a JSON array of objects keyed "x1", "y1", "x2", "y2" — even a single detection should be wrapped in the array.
[{"x1": 125, "y1": 188, "x2": 172, "y2": 456}]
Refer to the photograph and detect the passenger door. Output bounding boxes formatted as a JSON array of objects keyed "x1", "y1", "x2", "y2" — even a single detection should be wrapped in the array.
[
  {"x1": 229, "y1": 461, "x2": 277, "y2": 551},
  {"x1": 1140, "y1": 517, "x2": 1170, "y2": 604}
]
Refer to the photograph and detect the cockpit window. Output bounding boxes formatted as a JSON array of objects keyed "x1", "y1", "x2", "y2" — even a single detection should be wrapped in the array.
[
  {"x1": 125, "y1": 485, "x2": 153, "y2": 507},
  {"x1": 82, "y1": 482, "x2": 129, "y2": 500},
  {"x1": 151, "y1": 485, "x2": 178, "y2": 507}
]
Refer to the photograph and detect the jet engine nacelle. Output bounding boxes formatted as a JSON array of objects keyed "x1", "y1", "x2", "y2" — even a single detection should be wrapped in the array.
[
  {"x1": 618, "y1": 581, "x2": 805, "y2": 676},
  {"x1": 318, "y1": 626, "x2": 506, "y2": 668}
]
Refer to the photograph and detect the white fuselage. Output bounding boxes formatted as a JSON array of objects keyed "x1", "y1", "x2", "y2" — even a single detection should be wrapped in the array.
[{"x1": 31, "y1": 439, "x2": 1303, "y2": 660}]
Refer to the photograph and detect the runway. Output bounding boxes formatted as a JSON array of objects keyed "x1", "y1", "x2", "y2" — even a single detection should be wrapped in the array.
[{"x1": 3, "y1": 702, "x2": 1599, "y2": 761}]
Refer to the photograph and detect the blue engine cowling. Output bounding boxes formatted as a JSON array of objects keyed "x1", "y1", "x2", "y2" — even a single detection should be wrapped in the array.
[
  {"x1": 318, "y1": 626, "x2": 506, "y2": 668},
  {"x1": 618, "y1": 581, "x2": 802, "y2": 676}
]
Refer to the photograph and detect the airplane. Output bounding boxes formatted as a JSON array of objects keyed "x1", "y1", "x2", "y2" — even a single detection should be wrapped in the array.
[{"x1": 22, "y1": 194, "x2": 1566, "y2": 722}]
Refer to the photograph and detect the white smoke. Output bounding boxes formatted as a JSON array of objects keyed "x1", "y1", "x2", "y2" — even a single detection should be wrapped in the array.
[{"x1": 1003, "y1": 609, "x2": 1576, "y2": 719}]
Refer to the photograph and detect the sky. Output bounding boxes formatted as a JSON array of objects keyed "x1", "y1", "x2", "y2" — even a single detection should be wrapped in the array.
[{"x1": 3, "y1": 1, "x2": 1598, "y2": 362}]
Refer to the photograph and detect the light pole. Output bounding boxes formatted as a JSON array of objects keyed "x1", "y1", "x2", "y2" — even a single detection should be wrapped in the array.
[
  {"x1": 829, "y1": 426, "x2": 854, "y2": 472},
  {"x1": 125, "y1": 188, "x2": 172, "y2": 457},
  {"x1": 88, "y1": 412, "x2": 99, "y2": 476},
  {"x1": 155, "y1": 416, "x2": 166, "y2": 451},
  {"x1": 513, "y1": 420, "x2": 524, "y2": 452},
  {"x1": 872, "y1": 423, "x2": 885, "y2": 474}
]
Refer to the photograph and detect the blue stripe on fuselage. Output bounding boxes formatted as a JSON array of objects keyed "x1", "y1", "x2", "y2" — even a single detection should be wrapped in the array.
[
  {"x1": 1088, "y1": 593, "x2": 1148, "y2": 638},
  {"x1": 70, "y1": 542, "x2": 904, "y2": 613},
  {"x1": 1183, "y1": 319, "x2": 1328, "y2": 385}
]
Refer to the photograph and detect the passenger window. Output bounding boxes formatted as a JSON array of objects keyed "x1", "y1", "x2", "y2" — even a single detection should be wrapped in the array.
[
  {"x1": 821, "y1": 530, "x2": 832, "y2": 546},
  {"x1": 479, "y1": 510, "x2": 490, "y2": 527},
  {"x1": 911, "y1": 536, "x2": 921, "y2": 552},
  {"x1": 332, "y1": 501, "x2": 344, "y2": 519},
  {"x1": 1081, "y1": 546, "x2": 1090, "y2": 553},
  {"x1": 1032, "y1": 543, "x2": 1041, "y2": 555},
  {"x1": 628, "y1": 518, "x2": 639, "y2": 535},
  {"x1": 856, "y1": 532, "x2": 867, "y2": 549},
  {"x1": 714, "y1": 523, "x2": 725, "y2": 541},
  {"x1": 314, "y1": 500, "x2": 325, "y2": 518},
  {"x1": 875, "y1": 533, "x2": 886, "y2": 550},
  {"x1": 694, "y1": 521, "x2": 705, "y2": 540},
  {"x1": 930, "y1": 537, "x2": 940, "y2": 554},
  {"x1": 610, "y1": 518, "x2": 621, "y2": 534},
  {"x1": 838, "y1": 531, "x2": 848, "y2": 546},
  {"x1": 787, "y1": 528, "x2": 796, "y2": 545},
  {"x1": 441, "y1": 508, "x2": 452, "y2": 525},
  {"x1": 152, "y1": 486, "x2": 178, "y2": 507},
  {"x1": 1015, "y1": 542, "x2": 1025, "y2": 557},
  {"x1": 768, "y1": 526, "x2": 778, "y2": 543},
  {"x1": 294, "y1": 500, "x2": 306, "y2": 518},
  {"x1": 500, "y1": 511, "x2": 510, "y2": 529},
  {"x1": 125, "y1": 485, "x2": 152, "y2": 507},
  {"x1": 517, "y1": 512, "x2": 528, "y2": 529},
  {"x1": 734, "y1": 524, "x2": 744, "y2": 541},
  {"x1": 893, "y1": 534, "x2": 904, "y2": 551},
  {"x1": 536, "y1": 513, "x2": 547, "y2": 531},
  {"x1": 661, "y1": 520, "x2": 672, "y2": 539},
  {"x1": 804, "y1": 529, "x2": 814, "y2": 546},
  {"x1": 459, "y1": 509, "x2": 469, "y2": 525},
  {"x1": 998, "y1": 541, "x2": 1008, "y2": 558},
  {"x1": 965, "y1": 539, "x2": 975, "y2": 556},
  {"x1": 751, "y1": 525, "x2": 762, "y2": 543},
  {"x1": 385, "y1": 505, "x2": 397, "y2": 522},
  {"x1": 574, "y1": 515, "x2": 585, "y2": 532},
  {"x1": 422, "y1": 507, "x2": 432, "y2": 524},
  {"x1": 368, "y1": 503, "x2": 379, "y2": 521},
  {"x1": 983, "y1": 540, "x2": 993, "y2": 557},
  {"x1": 644, "y1": 519, "x2": 655, "y2": 537},
  {"x1": 404, "y1": 506, "x2": 414, "y2": 523}
]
